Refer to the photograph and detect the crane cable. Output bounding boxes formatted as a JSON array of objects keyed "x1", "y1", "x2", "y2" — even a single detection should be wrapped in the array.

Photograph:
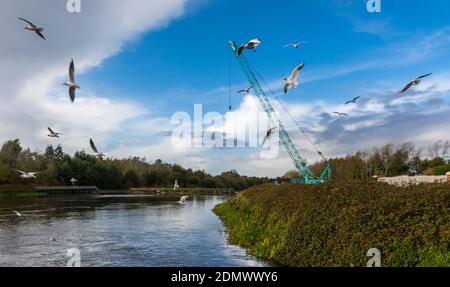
[{"x1": 247, "y1": 60, "x2": 328, "y2": 162}]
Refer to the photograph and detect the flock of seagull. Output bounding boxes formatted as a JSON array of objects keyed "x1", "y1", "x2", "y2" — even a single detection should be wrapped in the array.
[
  {"x1": 13, "y1": 17, "x2": 105, "y2": 180},
  {"x1": 235, "y1": 38, "x2": 433, "y2": 146}
]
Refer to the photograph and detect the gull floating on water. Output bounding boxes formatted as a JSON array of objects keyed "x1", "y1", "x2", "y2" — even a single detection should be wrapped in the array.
[
  {"x1": 400, "y1": 73, "x2": 432, "y2": 93},
  {"x1": 283, "y1": 42, "x2": 307, "y2": 49},
  {"x1": 90, "y1": 138, "x2": 105, "y2": 158},
  {"x1": 345, "y1": 96, "x2": 361, "y2": 105},
  {"x1": 47, "y1": 127, "x2": 63, "y2": 138},
  {"x1": 14, "y1": 170, "x2": 38, "y2": 179},
  {"x1": 284, "y1": 63, "x2": 305, "y2": 94},
  {"x1": 261, "y1": 127, "x2": 278, "y2": 147},
  {"x1": 237, "y1": 38, "x2": 261, "y2": 56},
  {"x1": 237, "y1": 86, "x2": 252, "y2": 94},
  {"x1": 63, "y1": 59, "x2": 80, "y2": 103},
  {"x1": 333, "y1": 112, "x2": 349, "y2": 117},
  {"x1": 177, "y1": 196, "x2": 189, "y2": 205},
  {"x1": 18, "y1": 17, "x2": 45, "y2": 40}
]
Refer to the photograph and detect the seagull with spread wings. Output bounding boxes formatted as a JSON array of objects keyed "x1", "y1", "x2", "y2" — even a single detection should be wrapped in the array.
[
  {"x1": 237, "y1": 86, "x2": 252, "y2": 94},
  {"x1": 63, "y1": 59, "x2": 81, "y2": 103},
  {"x1": 47, "y1": 127, "x2": 63, "y2": 138},
  {"x1": 18, "y1": 17, "x2": 45, "y2": 40},
  {"x1": 283, "y1": 42, "x2": 307, "y2": 49},
  {"x1": 261, "y1": 127, "x2": 278, "y2": 147},
  {"x1": 283, "y1": 63, "x2": 305, "y2": 94},
  {"x1": 400, "y1": 73, "x2": 432, "y2": 93},
  {"x1": 237, "y1": 38, "x2": 261, "y2": 56},
  {"x1": 345, "y1": 96, "x2": 361, "y2": 105},
  {"x1": 14, "y1": 170, "x2": 38, "y2": 179},
  {"x1": 333, "y1": 112, "x2": 349, "y2": 117},
  {"x1": 90, "y1": 138, "x2": 105, "y2": 158}
]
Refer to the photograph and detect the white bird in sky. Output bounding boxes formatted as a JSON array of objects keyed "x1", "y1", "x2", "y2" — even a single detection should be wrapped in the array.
[
  {"x1": 283, "y1": 63, "x2": 305, "y2": 94},
  {"x1": 261, "y1": 127, "x2": 278, "y2": 147},
  {"x1": 63, "y1": 59, "x2": 80, "y2": 103},
  {"x1": 236, "y1": 86, "x2": 252, "y2": 94},
  {"x1": 15, "y1": 170, "x2": 38, "y2": 179},
  {"x1": 283, "y1": 42, "x2": 307, "y2": 49},
  {"x1": 47, "y1": 127, "x2": 63, "y2": 138},
  {"x1": 237, "y1": 38, "x2": 261, "y2": 56},
  {"x1": 90, "y1": 138, "x2": 105, "y2": 158},
  {"x1": 177, "y1": 196, "x2": 189, "y2": 205},
  {"x1": 345, "y1": 96, "x2": 361, "y2": 105},
  {"x1": 333, "y1": 112, "x2": 349, "y2": 117},
  {"x1": 400, "y1": 73, "x2": 432, "y2": 93},
  {"x1": 18, "y1": 17, "x2": 45, "y2": 40}
]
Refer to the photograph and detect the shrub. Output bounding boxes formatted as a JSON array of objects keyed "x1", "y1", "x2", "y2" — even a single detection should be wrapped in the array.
[
  {"x1": 432, "y1": 164, "x2": 450, "y2": 175},
  {"x1": 214, "y1": 182, "x2": 450, "y2": 267}
]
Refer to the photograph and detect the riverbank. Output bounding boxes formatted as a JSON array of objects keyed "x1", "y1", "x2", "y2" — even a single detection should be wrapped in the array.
[
  {"x1": 0, "y1": 185, "x2": 235, "y2": 198},
  {"x1": 213, "y1": 182, "x2": 450, "y2": 267}
]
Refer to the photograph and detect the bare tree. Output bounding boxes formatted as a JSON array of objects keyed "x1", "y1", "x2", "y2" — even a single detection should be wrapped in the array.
[
  {"x1": 428, "y1": 140, "x2": 443, "y2": 159},
  {"x1": 442, "y1": 140, "x2": 449, "y2": 159},
  {"x1": 380, "y1": 144, "x2": 394, "y2": 176}
]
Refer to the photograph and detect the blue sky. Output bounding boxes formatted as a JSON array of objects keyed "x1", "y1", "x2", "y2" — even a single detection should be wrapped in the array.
[{"x1": 2, "y1": 0, "x2": 450, "y2": 176}]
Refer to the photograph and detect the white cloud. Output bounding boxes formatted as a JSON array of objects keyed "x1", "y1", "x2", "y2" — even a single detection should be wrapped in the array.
[{"x1": 0, "y1": 0, "x2": 189, "y2": 153}]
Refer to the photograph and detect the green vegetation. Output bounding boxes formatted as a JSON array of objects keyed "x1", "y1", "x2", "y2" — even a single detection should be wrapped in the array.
[
  {"x1": 432, "y1": 164, "x2": 450, "y2": 176},
  {"x1": 0, "y1": 139, "x2": 269, "y2": 190},
  {"x1": 286, "y1": 141, "x2": 449, "y2": 182},
  {"x1": 214, "y1": 182, "x2": 450, "y2": 267}
]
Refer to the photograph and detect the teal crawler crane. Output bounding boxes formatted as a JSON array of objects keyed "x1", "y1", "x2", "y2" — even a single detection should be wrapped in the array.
[{"x1": 229, "y1": 40, "x2": 331, "y2": 184}]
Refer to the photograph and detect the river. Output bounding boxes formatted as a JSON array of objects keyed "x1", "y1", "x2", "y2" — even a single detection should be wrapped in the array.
[{"x1": 0, "y1": 194, "x2": 269, "y2": 267}]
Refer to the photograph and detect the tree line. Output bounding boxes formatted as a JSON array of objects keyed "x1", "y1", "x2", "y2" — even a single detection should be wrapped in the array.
[
  {"x1": 304, "y1": 141, "x2": 450, "y2": 182},
  {"x1": 0, "y1": 139, "x2": 270, "y2": 190}
]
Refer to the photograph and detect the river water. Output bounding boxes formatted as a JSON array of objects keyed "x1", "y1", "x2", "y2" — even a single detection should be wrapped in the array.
[{"x1": 0, "y1": 194, "x2": 269, "y2": 267}]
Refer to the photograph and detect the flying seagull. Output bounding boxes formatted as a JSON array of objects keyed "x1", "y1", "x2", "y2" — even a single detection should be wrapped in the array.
[
  {"x1": 63, "y1": 59, "x2": 80, "y2": 103},
  {"x1": 18, "y1": 17, "x2": 45, "y2": 40},
  {"x1": 345, "y1": 96, "x2": 361, "y2": 105},
  {"x1": 14, "y1": 170, "x2": 38, "y2": 179},
  {"x1": 333, "y1": 112, "x2": 349, "y2": 117},
  {"x1": 261, "y1": 127, "x2": 278, "y2": 147},
  {"x1": 237, "y1": 86, "x2": 252, "y2": 94},
  {"x1": 400, "y1": 73, "x2": 432, "y2": 93},
  {"x1": 283, "y1": 42, "x2": 307, "y2": 48},
  {"x1": 90, "y1": 138, "x2": 105, "y2": 158},
  {"x1": 177, "y1": 196, "x2": 188, "y2": 205},
  {"x1": 47, "y1": 127, "x2": 63, "y2": 138},
  {"x1": 237, "y1": 38, "x2": 261, "y2": 56},
  {"x1": 283, "y1": 63, "x2": 305, "y2": 94},
  {"x1": 12, "y1": 210, "x2": 23, "y2": 217}
]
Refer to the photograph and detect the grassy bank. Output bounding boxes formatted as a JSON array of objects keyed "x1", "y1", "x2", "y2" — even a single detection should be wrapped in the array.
[{"x1": 213, "y1": 182, "x2": 450, "y2": 267}]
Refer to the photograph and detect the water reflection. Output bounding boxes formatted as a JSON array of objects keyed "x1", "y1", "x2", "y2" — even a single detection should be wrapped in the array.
[{"x1": 0, "y1": 194, "x2": 269, "y2": 267}]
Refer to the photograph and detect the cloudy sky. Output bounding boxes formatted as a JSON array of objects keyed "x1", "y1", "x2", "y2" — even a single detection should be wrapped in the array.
[{"x1": 1, "y1": 0, "x2": 449, "y2": 177}]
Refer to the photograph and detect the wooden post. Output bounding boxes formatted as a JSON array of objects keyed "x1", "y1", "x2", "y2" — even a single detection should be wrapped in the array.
[{"x1": 446, "y1": 172, "x2": 450, "y2": 183}]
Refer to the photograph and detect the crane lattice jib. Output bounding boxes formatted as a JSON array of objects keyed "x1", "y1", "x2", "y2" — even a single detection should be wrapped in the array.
[{"x1": 229, "y1": 41, "x2": 317, "y2": 180}]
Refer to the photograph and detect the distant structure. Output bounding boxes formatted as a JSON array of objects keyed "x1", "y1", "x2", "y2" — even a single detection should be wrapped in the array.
[
  {"x1": 70, "y1": 177, "x2": 78, "y2": 186},
  {"x1": 378, "y1": 175, "x2": 447, "y2": 187},
  {"x1": 173, "y1": 179, "x2": 180, "y2": 192}
]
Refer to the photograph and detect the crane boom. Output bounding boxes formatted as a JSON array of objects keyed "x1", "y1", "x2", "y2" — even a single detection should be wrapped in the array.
[{"x1": 229, "y1": 40, "x2": 331, "y2": 184}]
